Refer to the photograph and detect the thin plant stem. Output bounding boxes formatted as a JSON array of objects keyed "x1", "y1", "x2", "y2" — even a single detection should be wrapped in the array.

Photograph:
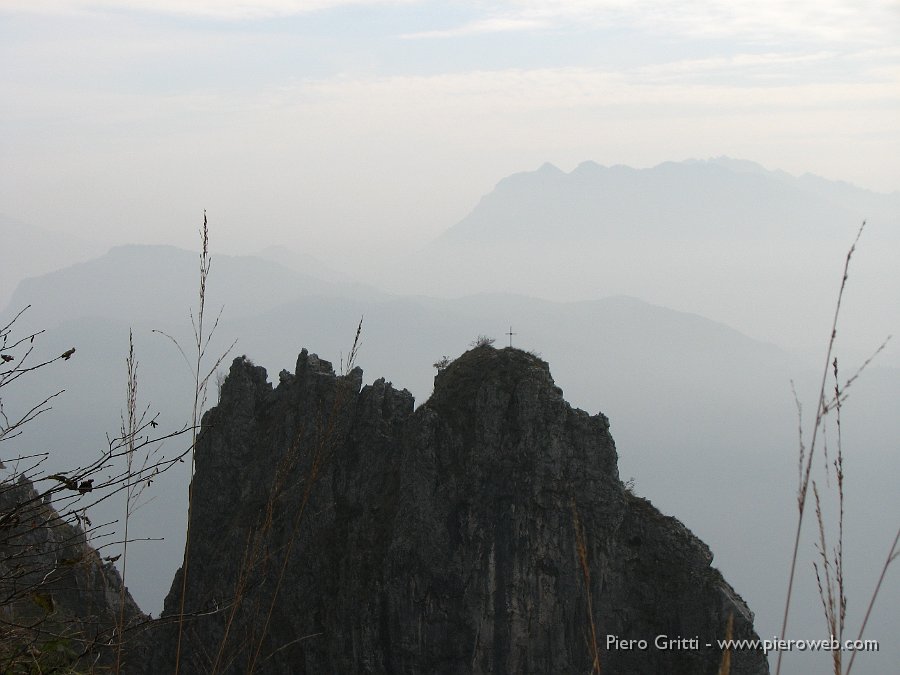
[
  {"x1": 845, "y1": 526, "x2": 899, "y2": 675},
  {"x1": 775, "y1": 222, "x2": 864, "y2": 675},
  {"x1": 717, "y1": 613, "x2": 733, "y2": 675},
  {"x1": 572, "y1": 498, "x2": 601, "y2": 675},
  {"x1": 115, "y1": 331, "x2": 137, "y2": 674},
  {"x1": 173, "y1": 212, "x2": 236, "y2": 675}
]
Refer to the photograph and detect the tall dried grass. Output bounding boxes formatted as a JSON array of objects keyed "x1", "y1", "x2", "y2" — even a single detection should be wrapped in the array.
[{"x1": 776, "y1": 222, "x2": 898, "y2": 675}]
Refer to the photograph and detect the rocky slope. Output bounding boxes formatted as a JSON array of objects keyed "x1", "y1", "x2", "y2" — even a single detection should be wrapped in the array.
[
  {"x1": 0, "y1": 474, "x2": 145, "y2": 671},
  {"x1": 142, "y1": 345, "x2": 768, "y2": 674}
]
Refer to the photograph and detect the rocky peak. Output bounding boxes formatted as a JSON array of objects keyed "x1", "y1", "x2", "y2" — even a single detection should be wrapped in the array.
[
  {"x1": 430, "y1": 344, "x2": 558, "y2": 409},
  {"x1": 140, "y1": 345, "x2": 768, "y2": 674}
]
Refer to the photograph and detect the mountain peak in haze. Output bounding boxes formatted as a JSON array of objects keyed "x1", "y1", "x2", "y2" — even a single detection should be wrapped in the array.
[
  {"x1": 537, "y1": 160, "x2": 565, "y2": 175},
  {"x1": 690, "y1": 156, "x2": 777, "y2": 177},
  {"x1": 437, "y1": 157, "x2": 899, "y2": 246}
]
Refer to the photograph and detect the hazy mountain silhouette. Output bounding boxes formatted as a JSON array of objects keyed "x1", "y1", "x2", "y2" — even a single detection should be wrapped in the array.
[
  {"x1": 6, "y1": 244, "x2": 386, "y2": 330},
  {"x1": 0, "y1": 213, "x2": 105, "y2": 307},
  {"x1": 437, "y1": 158, "x2": 899, "y2": 245},
  {"x1": 3, "y1": 242, "x2": 897, "y2": 673},
  {"x1": 374, "y1": 158, "x2": 899, "y2": 367}
]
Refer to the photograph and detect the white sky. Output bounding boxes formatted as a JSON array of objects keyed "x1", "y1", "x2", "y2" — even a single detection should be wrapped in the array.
[{"x1": 1, "y1": 0, "x2": 899, "y2": 259}]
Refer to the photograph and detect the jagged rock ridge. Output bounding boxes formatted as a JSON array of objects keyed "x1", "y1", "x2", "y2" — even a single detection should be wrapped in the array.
[{"x1": 143, "y1": 346, "x2": 768, "y2": 674}]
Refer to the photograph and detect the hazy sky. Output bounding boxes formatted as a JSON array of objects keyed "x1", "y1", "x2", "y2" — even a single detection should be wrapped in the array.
[{"x1": 2, "y1": 0, "x2": 899, "y2": 259}]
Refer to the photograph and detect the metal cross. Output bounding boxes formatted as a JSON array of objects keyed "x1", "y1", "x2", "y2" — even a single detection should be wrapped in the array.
[{"x1": 506, "y1": 326, "x2": 516, "y2": 347}]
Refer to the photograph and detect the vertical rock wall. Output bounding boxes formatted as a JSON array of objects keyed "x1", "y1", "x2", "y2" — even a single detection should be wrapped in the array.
[{"x1": 141, "y1": 346, "x2": 768, "y2": 674}]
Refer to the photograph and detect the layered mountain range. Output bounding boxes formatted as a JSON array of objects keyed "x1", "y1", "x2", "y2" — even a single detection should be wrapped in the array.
[{"x1": 2, "y1": 157, "x2": 897, "y2": 672}]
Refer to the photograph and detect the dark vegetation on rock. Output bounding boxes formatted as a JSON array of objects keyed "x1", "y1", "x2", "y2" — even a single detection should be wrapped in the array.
[{"x1": 133, "y1": 344, "x2": 768, "y2": 674}]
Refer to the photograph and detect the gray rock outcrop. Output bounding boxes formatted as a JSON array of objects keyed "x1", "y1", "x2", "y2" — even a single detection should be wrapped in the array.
[{"x1": 142, "y1": 345, "x2": 768, "y2": 674}]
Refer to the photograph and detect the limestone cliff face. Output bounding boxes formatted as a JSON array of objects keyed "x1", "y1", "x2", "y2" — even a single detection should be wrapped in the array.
[{"x1": 144, "y1": 346, "x2": 768, "y2": 674}]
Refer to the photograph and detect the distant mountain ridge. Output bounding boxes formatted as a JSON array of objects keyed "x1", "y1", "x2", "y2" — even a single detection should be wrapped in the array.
[
  {"x1": 4, "y1": 244, "x2": 386, "y2": 330},
  {"x1": 376, "y1": 157, "x2": 899, "y2": 364},
  {"x1": 437, "y1": 157, "x2": 899, "y2": 245}
]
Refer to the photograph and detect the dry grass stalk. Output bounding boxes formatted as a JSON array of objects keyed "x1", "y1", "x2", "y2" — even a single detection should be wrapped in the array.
[
  {"x1": 810, "y1": 357, "x2": 846, "y2": 675},
  {"x1": 776, "y1": 223, "x2": 861, "y2": 674},
  {"x1": 777, "y1": 221, "x2": 897, "y2": 675},
  {"x1": 845, "y1": 527, "x2": 899, "y2": 675},
  {"x1": 571, "y1": 498, "x2": 601, "y2": 675},
  {"x1": 717, "y1": 612, "x2": 734, "y2": 675},
  {"x1": 161, "y1": 212, "x2": 237, "y2": 675},
  {"x1": 114, "y1": 330, "x2": 138, "y2": 674}
]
